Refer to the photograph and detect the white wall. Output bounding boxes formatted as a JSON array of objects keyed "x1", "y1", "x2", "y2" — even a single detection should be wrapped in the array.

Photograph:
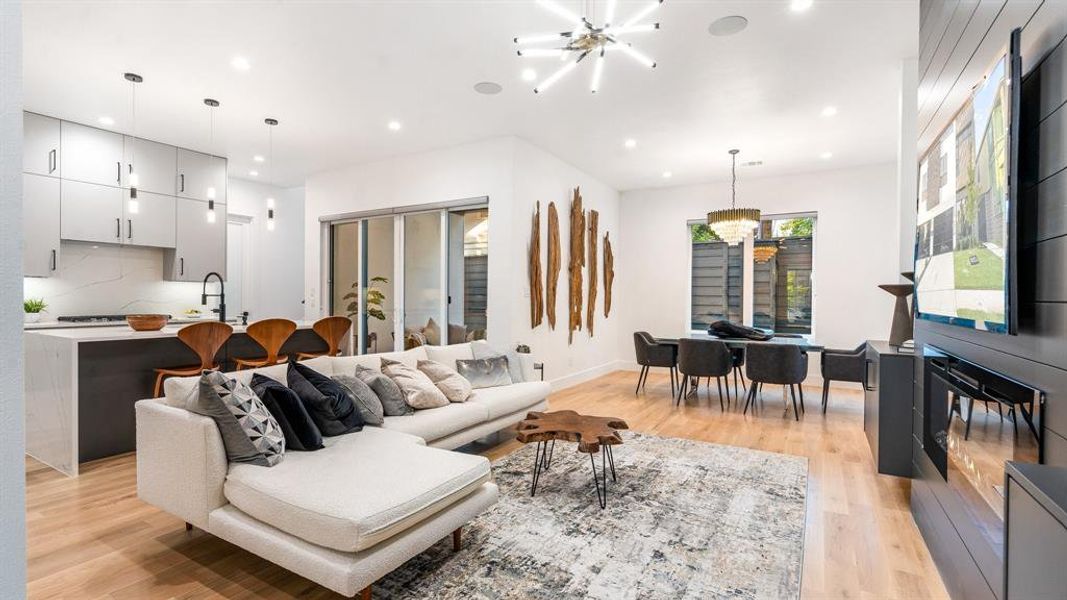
[
  {"x1": 0, "y1": 0, "x2": 26, "y2": 595},
  {"x1": 618, "y1": 163, "x2": 900, "y2": 371}
]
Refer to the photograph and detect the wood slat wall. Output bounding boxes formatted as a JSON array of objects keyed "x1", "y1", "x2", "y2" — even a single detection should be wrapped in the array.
[{"x1": 690, "y1": 242, "x2": 742, "y2": 327}]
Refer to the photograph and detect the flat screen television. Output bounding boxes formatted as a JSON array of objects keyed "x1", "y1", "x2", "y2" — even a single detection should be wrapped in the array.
[{"x1": 914, "y1": 28, "x2": 1021, "y2": 335}]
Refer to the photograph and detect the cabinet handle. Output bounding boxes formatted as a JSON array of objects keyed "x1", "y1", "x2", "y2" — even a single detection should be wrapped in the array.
[
  {"x1": 48, "y1": 149, "x2": 56, "y2": 173},
  {"x1": 180, "y1": 173, "x2": 185, "y2": 192},
  {"x1": 115, "y1": 218, "x2": 121, "y2": 239},
  {"x1": 128, "y1": 219, "x2": 132, "y2": 239},
  {"x1": 50, "y1": 249, "x2": 57, "y2": 271},
  {"x1": 116, "y1": 162, "x2": 121, "y2": 183},
  {"x1": 180, "y1": 257, "x2": 184, "y2": 276},
  {"x1": 863, "y1": 358, "x2": 875, "y2": 392}
]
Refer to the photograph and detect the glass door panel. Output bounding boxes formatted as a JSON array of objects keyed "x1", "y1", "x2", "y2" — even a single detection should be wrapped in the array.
[
  {"x1": 403, "y1": 212, "x2": 443, "y2": 347},
  {"x1": 362, "y1": 217, "x2": 395, "y2": 353},
  {"x1": 447, "y1": 208, "x2": 489, "y2": 343}
]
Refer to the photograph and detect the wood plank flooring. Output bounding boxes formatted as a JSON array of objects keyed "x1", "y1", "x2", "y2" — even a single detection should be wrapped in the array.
[{"x1": 25, "y1": 370, "x2": 949, "y2": 599}]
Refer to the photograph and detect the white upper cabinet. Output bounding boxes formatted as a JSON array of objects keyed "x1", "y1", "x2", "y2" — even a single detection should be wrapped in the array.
[
  {"x1": 23, "y1": 173, "x2": 61, "y2": 277},
  {"x1": 126, "y1": 191, "x2": 176, "y2": 248},
  {"x1": 60, "y1": 180, "x2": 124, "y2": 244},
  {"x1": 177, "y1": 149, "x2": 226, "y2": 202},
  {"x1": 123, "y1": 137, "x2": 177, "y2": 195},
  {"x1": 167, "y1": 198, "x2": 226, "y2": 282},
  {"x1": 60, "y1": 121, "x2": 124, "y2": 187},
  {"x1": 24, "y1": 113, "x2": 61, "y2": 177}
]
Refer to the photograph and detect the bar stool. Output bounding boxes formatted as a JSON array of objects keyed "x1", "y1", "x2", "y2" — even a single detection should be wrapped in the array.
[
  {"x1": 296, "y1": 316, "x2": 353, "y2": 360},
  {"x1": 153, "y1": 321, "x2": 234, "y2": 397},
  {"x1": 234, "y1": 318, "x2": 298, "y2": 370}
]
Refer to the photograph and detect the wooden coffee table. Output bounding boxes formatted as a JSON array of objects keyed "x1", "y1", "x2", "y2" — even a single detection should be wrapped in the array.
[{"x1": 515, "y1": 410, "x2": 629, "y2": 508}]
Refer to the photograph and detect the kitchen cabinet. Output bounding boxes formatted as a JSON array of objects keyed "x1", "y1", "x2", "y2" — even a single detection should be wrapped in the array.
[
  {"x1": 24, "y1": 113, "x2": 60, "y2": 177},
  {"x1": 60, "y1": 121, "x2": 124, "y2": 187},
  {"x1": 166, "y1": 198, "x2": 226, "y2": 282},
  {"x1": 123, "y1": 136, "x2": 177, "y2": 195},
  {"x1": 177, "y1": 149, "x2": 226, "y2": 202},
  {"x1": 60, "y1": 180, "x2": 124, "y2": 245},
  {"x1": 126, "y1": 192, "x2": 176, "y2": 248},
  {"x1": 23, "y1": 173, "x2": 61, "y2": 277}
]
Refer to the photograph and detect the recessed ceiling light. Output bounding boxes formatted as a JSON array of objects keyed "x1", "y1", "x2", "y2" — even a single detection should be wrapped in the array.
[
  {"x1": 473, "y1": 81, "x2": 503, "y2": 95},
  {"x1": 821, "y1": 105, "x2": 838, "y2": 117},
  {"x1": 820, "y1": 151, "x2": 833, "y2": 159},
  {"x1": 249, "y1": 170, "x2": 259, "y2": 177},
  {"x1": 521, "y1": 68, "x2": 537, "y2": 82},
  {"x1": 708, "y1": 16, "x2": 748, "y2": 37},
  {"x1": 790, "y1": 0, "x2": 813, "y2": 12},
  {"x1": 253, "y1": 155, "x2": 264, "y2": 163},
  {"x1": 624, "y1": 138, "x2": 637, "y2": 149},
  {"x1": 662, "y1": 171, "x2": 673, "y2": 179},
  {"x1": 97, "y1": 116, "x2": 115, "y2": 126},
  {"x1": 388, "y1": 120, "x2": 402, "y2": 131},
  {"x1": 231, "y1": 56, "x2": 251, "y2": 71}
]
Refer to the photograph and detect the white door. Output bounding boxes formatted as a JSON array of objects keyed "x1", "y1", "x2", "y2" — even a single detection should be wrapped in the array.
[
  {"x1": 60, "y1": 121, "x2": 124, "y2": 186},
  {"x1": 123, "y1": 137, "x2": 177, "y2": 195},
  {"x1": 126, "y1": 191, "x2": 176, "y2": 248},
  {"x1": 24, "y1": 113, "x2": 60, "y2": 177},
  {"x1": 23, "y1": 173, "x2": 60, "y2": 277},
  {"x1": 60, "y1": 180, "x2": 123, "y2": 244},
  {"x1": 177, "y1": 149, "x2": 226, "y2": 202},
  {"x1": 172, "y1": 197, "x2": 226, "y2": 282}
]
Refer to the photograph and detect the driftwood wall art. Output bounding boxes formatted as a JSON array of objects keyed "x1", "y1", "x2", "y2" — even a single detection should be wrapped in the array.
[
  {"x1": 568, "y1": 188, "x2": 585, "y2": 344},
  {"x1": 546, "y1": 202, "x2": 561, "y2": 330},
  {"x1": 603, "y1": 232, "x2": 614, "y2": 318},
  {"x1": 529, "y1": 202, "x2": 544, "y2": 328},
  {"x1": 586, "y1": 210, "x2": 599, "y2": 336}
]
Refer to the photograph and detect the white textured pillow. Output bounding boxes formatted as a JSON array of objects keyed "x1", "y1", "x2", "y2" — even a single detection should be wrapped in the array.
[
  {"x1": 417, "y1": 359, "x2": 473, "y2": 403},
  {"x1": 381, "y1": 357, "x2": 449, "y2": 409}
]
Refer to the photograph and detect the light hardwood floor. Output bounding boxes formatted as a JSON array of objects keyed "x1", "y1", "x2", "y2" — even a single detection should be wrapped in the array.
[{"x1": 25, "y1": 370, "x2": 949, "y2": 599}]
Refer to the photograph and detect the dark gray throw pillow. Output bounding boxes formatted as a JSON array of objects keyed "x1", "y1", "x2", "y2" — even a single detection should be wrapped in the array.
[
  {"x1": 287, "y1": 362, "x2": 363, "y2": 436},
  {"x1": 355, "y1": 364, "x2": 412, "y2": 416},
  {"x1": 456, "y1": 356, "x2": 514, "y2": 389},
  {"x1": 191, "y1": 371, "x2": 285, "y2": 466},
  {"x1": 251, "y1": 373, "x2": 324, "y2": 451},
  {"x1": 332, "y1": 374, "x2": 385, "y2": 426}
]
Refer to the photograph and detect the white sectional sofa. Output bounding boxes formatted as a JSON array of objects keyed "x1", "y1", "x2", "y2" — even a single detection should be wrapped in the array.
[{"x1": 135, "y1": 342, "x2": 549, "y2": 598}]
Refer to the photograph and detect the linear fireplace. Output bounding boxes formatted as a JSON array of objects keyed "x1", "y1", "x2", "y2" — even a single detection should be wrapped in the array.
[{"x1": 922, "y1": 346, "x2": 1044, "y2": 558}]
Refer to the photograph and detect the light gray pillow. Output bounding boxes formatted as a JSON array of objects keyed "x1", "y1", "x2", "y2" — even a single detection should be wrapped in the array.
[
  {"x1": 354, "y1": 364, "x2": 412, "y2": 417},
  {"x1": 381, "y1": 357, "x2": 450, "y2": 410},
  {"x1": 332, "y1": 374, "x2": 385, "y2": 426},
  {"x1": 471, "y1": 340, "x2": 525, "y2": 383},
  {"x1": 456, "y1": 356, "x2": 514, "y2": 389},
  {"x1": 191, "y1": 371, "x2": 285, "y2": 467},
  {"x1": 417, "y1": 359, "x2": 473, "y2": 402}
]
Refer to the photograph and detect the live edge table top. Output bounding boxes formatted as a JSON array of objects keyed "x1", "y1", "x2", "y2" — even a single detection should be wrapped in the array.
[{"x1": 515, "y1": 410, "x2": 630, "y2": 453}]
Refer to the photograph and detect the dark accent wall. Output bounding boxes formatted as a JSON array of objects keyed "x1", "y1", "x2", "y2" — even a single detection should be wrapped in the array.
[{"x1": 914, "y1": 2, "x2": 1067, "y2": 599}]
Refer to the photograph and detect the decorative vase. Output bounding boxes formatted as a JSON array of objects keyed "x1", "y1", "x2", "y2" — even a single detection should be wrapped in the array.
[
  {"x1": 24, "y1": 313, "x2": 41, "y2": 324},
  {"x1": 879, "y1": 283, "x2": 914, "y2": 346}
]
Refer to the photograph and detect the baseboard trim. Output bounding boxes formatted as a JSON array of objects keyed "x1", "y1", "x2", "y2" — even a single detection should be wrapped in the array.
[
  {"x1": 612, "y1": 361, "x2": 862, "y2": 390},
  {"x1": 548, "y1": 360, "x2": 630, "y2": 390}
]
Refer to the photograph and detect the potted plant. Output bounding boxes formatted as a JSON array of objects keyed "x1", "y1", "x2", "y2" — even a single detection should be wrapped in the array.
[
  {"x1": 24, "y1": 298, "x2": 47, "y2": 324},
  {"x1": 343, "y1": 276, "x2": 388, "y2": 321}
]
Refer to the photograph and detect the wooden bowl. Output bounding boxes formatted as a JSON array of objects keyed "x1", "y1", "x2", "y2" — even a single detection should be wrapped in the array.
[{"x1": 126, "y1": 314, "x2": 169, "y2": 331}]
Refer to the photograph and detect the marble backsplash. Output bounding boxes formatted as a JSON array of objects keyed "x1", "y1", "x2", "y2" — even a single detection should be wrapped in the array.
[{"x1": 23, "y1": 241, "x2": 209, "y2": 319}]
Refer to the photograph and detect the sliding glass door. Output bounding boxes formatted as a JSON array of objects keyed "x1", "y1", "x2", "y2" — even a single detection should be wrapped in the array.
[
  {"x1": 403, "y1": 212, "x2": 444, "y2": 348},
  {"x1": 447, "y1": 208, "x2": 489, "y2": 343}
]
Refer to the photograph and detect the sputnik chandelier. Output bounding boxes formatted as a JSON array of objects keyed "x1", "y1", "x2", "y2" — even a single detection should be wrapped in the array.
[{"x1": 514, "y1": 0, "x2": 664, "y2": 94}]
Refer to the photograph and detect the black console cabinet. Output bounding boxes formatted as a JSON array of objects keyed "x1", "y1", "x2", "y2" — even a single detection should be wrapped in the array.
[
  {"x1": 863, "y1": 341, "x2": 914, "y2": 477},
  {"x1": 1004, "y1": 462, "x2": 1067, "y2": 599}
]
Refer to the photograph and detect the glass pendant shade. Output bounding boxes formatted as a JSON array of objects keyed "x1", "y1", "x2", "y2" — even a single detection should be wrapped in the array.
[{"x1": 707, "y1": 208, "x2": 760, "y2": 246}]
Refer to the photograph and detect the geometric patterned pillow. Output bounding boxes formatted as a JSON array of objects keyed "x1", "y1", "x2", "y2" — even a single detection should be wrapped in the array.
[{"x1": 191, "y1": 370, "x2": 285, "y2": 467}]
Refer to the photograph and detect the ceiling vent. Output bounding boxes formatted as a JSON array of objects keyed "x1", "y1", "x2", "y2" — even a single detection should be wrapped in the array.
[{"x1": 741, "y1": 160, "x2": 763, "y2": 167}]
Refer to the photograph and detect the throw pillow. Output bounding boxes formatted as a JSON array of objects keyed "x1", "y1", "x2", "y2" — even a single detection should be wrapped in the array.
[
  {"x1": 424, "y1": 317, "x2": 442, "y2": 346},
  {"x1": 471, "y1": 340, "x2": 526, "y2": 383},
  {"x1": 250, "y1": 374, "x2": 324, "y2": 451},
  {"x1": 332, "y1": 374, "x2": 385, "y2": 426},
  {"x1": 417, "y1": 359, "x2": 473, "y2": 403},
  {"x1": 287, "y1": 362, "x2": 363, "y2": 436},
  {"x1": 456, "y1": 356, "x2": 514, "y2": 389},
  {"x1": 191, "y1": 371, "x2": 285, "y2": 466},
  {"x1": 381, "y1": 357, "x2": 450, "y2": 409},
  {"x1": 354, "y1": 364, "x2": 412, "y2": 416}
]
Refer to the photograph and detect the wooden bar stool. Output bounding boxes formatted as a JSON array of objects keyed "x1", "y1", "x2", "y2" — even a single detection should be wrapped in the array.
[
  {"x1": 296, "y1": 316, "x2": 352, "y2": 360},
  {"x1": 153, "y1": 321, "x2": 234, "y2": 397},
  {"x1": 234, "y1": 318, "x2": 298, "y2": 370}
]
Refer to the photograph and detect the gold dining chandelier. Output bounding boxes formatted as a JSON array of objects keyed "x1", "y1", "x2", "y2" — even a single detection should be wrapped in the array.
[{"x1": 707, "y1": 149, "x2": 760, "y2": 246}]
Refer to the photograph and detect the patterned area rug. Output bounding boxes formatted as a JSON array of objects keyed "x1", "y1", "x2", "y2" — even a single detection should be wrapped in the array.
[{"x1": 375, "y1": 433, "x2": 807, "y2": 599}]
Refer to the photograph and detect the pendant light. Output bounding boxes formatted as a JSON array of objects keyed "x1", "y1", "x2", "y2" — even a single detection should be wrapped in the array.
[
  {"x1": 264, "y1": 117, "x2": 278, "y2": 231},
  {"x1": 706, "y1": 149, "x2": 760, "y2": 246},
  {"x1": 203, "y1": 98, "x2": 220, "y2": 223},
  {"x1": 124, "y1": 73, "x2": 143, "y2": 214}
]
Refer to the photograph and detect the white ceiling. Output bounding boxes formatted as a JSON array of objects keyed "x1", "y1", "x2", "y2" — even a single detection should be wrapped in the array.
[{"x1": 23, "y1": 0, "x2": 918, "y2": 191}]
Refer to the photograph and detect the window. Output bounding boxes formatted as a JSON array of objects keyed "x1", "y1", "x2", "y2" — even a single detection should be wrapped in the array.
[
  {"x1": 754, "y1": 215, "x2": 816, "y2": 334},
  {"x1": 689, "y1": 223, "x2": 743, "y2": 331}
]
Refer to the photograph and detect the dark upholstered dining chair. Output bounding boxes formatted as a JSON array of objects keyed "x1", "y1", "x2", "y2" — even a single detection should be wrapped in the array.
[
  {"x1": 676, "y1": 338, "x2": 733, "y2": 410},
  {"x1": 820, "y1": 342, "x2": 867, "y2": 414},
  {"x1": 633, "y1": 332, "x2": 678, "y2": 396},
  {"x1": 743, "y1": 344, "x2": 809, "y2": 421}
]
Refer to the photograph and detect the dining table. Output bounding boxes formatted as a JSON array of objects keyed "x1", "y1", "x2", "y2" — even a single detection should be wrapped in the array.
[{"x1": 655, "y1": 333, "x2": 825, "y2": 352}]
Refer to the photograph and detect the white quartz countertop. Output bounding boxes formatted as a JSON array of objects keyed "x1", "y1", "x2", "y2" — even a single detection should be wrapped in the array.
[{"x1": 24, "y1": 320, "x2": 319, "y2": 342}]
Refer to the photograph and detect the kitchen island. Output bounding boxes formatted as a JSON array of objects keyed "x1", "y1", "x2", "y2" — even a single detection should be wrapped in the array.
[{"x1": 25, "y1": 320, "x2": 330, "y2": 476}]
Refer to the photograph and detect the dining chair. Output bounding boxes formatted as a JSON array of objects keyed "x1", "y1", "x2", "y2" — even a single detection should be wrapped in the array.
[
  {"x1": 675, "y1": 338, "x2": 733, "y2": 410},
  {"x1": 234, "y1": 318, "x2": 298, "y2": 370},
  {"x1": 152, "y1": 321, "x2": 233, "y2": 397},
  {"x1": 730, "y1": 348, "x2": 747, "y2": 403},
  {"x1": 820, "y1": 342, "x2": 867, "y2": 413},
  {"x1": 296, "y1": 316, "x2": 353, "y2": 360},
  {"x1": 743, "y1": 343, "x2": 808, "y2": 421},
  {"x1": 633, "y1": 332, "x2": 678, "y2": 396}
]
